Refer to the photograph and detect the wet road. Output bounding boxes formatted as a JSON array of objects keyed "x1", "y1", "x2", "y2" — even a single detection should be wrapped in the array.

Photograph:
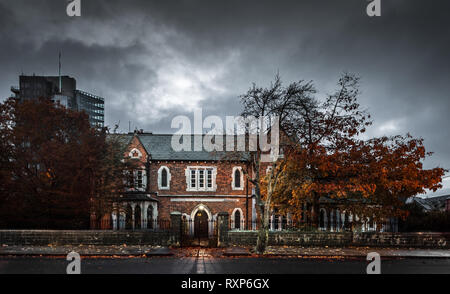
[{"x1": 0, "y1": 250, "x2": 448, "y2": 274}]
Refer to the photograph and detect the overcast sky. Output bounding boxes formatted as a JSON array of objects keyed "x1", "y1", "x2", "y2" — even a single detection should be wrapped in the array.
[{"x1": 0, "y1": 0, "x2": 449, "y2": 195}]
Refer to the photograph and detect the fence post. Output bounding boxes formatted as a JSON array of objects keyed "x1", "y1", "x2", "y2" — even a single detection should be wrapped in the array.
[
  {"x1": 170, "y1": 211, "x2": 182, "y2": 247},
  {"x1": 217, "y1": 212, "x2": 229, "y2": 247}
]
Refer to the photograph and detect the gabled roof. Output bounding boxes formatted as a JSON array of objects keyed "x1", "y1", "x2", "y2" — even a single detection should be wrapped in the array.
[
  {"x1": 409, "y1": 195, "x2": 449, "y2": 211},
  {"x1": 110, "y1": 133, "x2": 250, "y2": 161},
  {"x1": 106, "y1": 133, "x2": 133, "y2": 152}
]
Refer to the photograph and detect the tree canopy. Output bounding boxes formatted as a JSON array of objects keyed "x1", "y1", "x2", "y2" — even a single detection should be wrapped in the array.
[
  {"x1": 238, "y1": 73, "x2": 446, "y2": 253},
  {"x1": 0, "y1": 97, "x2": 129, "y2": 229}
]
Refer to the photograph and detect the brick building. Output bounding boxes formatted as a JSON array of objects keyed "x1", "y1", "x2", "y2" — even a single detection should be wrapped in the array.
[
  {"x1": 107, "y1": 132, "x2": 255, "y2": 237},
  {"x1": 96, "y1": 131, "x2": 396, "y2": 235}
]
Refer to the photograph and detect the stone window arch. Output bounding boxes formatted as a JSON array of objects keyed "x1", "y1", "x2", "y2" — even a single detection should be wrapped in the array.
[
  {"x1": 129, "y1": 148, "x2": 142, "y2": 159},
  {"x1": 231, "y1": 167, "x2": 244, "y2": 190},
  {"x1": 231, "y1": 208, "x2": 244, "y2": 230},
  {"x1": 157, "y1": 166, "x2": 171, "y2": 190}
]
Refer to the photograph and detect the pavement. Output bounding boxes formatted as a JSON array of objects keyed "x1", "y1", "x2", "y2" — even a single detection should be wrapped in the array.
[{"x1": 0, "y1": 244, "x2": 449, "y2": 259}]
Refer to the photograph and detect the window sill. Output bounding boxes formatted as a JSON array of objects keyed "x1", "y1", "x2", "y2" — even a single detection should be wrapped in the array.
[
  {"x1": 232, "y1": 187, "x2": 244, "y2": 191},
  {"x1": 186, "y1": 188, "x2": 217, "y2": 192}
]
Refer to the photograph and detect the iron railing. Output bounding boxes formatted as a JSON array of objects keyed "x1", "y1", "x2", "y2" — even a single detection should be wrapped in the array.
[
  {"x1": 91, "y1": 218, "x2": 171, "y2": 231},
  {"x1": 91, "y1": 217, "x2": 397, "y2": 233}
]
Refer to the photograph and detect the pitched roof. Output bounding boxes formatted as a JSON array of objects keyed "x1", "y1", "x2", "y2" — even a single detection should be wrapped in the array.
[
  {"x1": 111, "y1": 133, "x2": 249, "y2": 161},
  {"x1": 106, "y1": 133, "x2": 133, "y2": 149},
  {"x1": 409, "y1": 194, "x2": 450, "y2": 211}
]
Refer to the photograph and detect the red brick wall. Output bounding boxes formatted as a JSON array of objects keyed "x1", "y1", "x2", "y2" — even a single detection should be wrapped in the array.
[
  {"x1": 149, "y1": 161, "x2": 248, "y2": 196},
  {"x1": 124, "y1": 135, "x2": 148, "y2": 168},
  {"x1": 149, "y1": 161, "x2": 252, "y2": 220},
  {"x1": 157, "y1": 197, "x2": 251, "y2": 222},
  {"x1": 120, "y1": 135, "x2": 271, "y2": 222}
]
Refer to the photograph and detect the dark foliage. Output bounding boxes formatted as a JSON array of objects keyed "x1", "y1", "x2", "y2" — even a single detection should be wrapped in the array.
[{"x1": 398, "y1": 203, "x2": 450, "y2": 232}]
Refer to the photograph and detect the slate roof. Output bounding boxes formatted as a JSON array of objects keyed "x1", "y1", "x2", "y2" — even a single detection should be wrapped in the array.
[
  {"x1": 408, "y1": 195, "x2": 450, "y2": 211},
  {"x1": 106, "y1": 133, "x2": 133, "y2": 152},
  {"x1": 110, "y1": 133, "x2": 249, "y2": 161}
]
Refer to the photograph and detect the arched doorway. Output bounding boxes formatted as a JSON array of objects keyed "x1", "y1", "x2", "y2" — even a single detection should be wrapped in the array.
[{"x1": 194, "y1": 209, "x2": 209, "y2": 239}]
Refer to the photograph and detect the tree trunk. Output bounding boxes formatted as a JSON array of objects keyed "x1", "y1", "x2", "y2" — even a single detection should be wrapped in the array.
[{"x1": 255, "y1": 203, "x2": 270, "y2": 254}]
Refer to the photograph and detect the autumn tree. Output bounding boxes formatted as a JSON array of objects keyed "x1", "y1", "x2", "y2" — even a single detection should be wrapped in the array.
[
  {"x1": 269, "y1": 74, "x2": 445, "y2": 229},
  {"x1": 238, "y1": 74, "x2": 316, "y2": 253},
  {"x1": 0, "y1": 97, "x2": 129, "y2": 229},
  {"x1": 239, "y1": 73, "x2": 445, "y2": 253},
  {"x1": 274, "y1": 134, "x2": 445, "y2": 227}
]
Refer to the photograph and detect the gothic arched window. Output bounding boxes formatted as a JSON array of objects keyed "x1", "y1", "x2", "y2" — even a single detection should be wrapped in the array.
[
  {"x1": 161, "y1": 169, "x2": 168, "y2": 188},
  {"x1": 158, "y1": 166, "x2": 170, "y2": 190},
  {"x1": 232, "y1": 167, "x2": 243, "y2": 190},
  {"x1": 235, "y1": 210, "x2": 241, "y2": 230},
  {"x1": 234, "y1": 169, "x2": 241, "y2": 188}
]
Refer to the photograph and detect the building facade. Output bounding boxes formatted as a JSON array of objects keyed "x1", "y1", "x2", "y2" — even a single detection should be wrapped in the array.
[
  {"x1": 74, "y1": 90, "x2": 105, "y2": 128},
  {"x1": 11, "y1": 75, "x2": 104, "y2": 128},
  {"x1": 98, "y1": 132, "x2": 396, "y2": 235},
  {"x1": 108, "y1": 133, "x2": 254, "y2": 237}
]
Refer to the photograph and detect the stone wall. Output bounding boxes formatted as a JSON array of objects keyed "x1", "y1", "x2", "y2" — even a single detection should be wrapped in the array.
[
  {"x1": 352, "y1": 232, "x2": 449, "y2": 248},
  {"x1": 228, "y1": 231, "x2": 353, "y2": 247},
  {"x1": 227, "y1": 231, "x2": 450, "y2": 248},
  {"x1": 1, "y1": 229, "x2": 448, "y2": 248},
  {"x1": 0, "y1": 230, "x2": 172, "y2": 246}
]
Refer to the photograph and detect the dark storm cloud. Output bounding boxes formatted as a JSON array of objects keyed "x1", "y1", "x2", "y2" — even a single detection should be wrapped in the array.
[{"x1": 0, "y1": 0, "x2": 449, "y2": 194}]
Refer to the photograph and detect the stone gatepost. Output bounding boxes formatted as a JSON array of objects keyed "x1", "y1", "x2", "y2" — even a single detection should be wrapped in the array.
[
  {"x1": 217, "y1": 212, "x2": 229, "y2": 247},
  {"x1": 170, "y1": 211, "x2": 182, "y2": 247}
]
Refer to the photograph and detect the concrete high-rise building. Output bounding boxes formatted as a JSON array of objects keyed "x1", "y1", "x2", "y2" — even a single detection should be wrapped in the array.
[
  {"x1": 11, "y1": 75, "x2": 104, "y2": 128},
  {"x1": 74, "y1": 90, "x2": 105, "y2": 128}
]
